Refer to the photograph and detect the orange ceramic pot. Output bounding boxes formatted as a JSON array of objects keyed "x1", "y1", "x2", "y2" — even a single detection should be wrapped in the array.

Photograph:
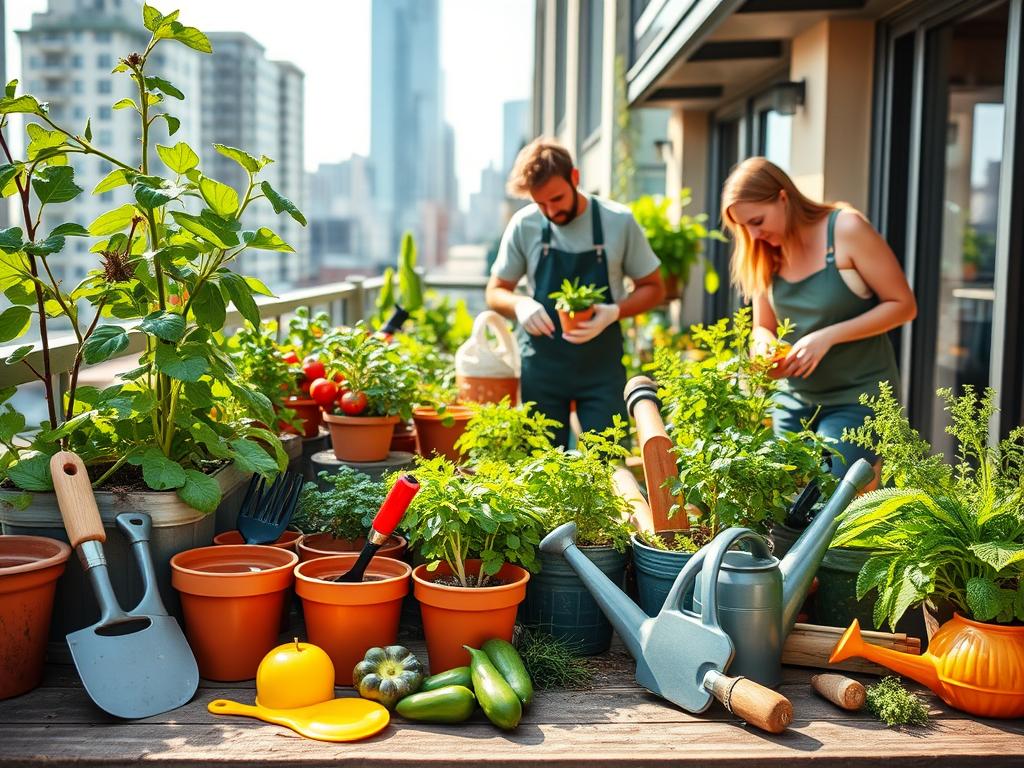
[
  {"x1": 390, "y1": 420, "x2": 418, "y2": 453},
  {"x1": 830, "y1": 614, "x2": 1024, "y2": 718},
  {"x1": 171, "y1": 545, "x2": 298, "y2": 681},
  {"x1": 413, "y1": 560, "x2": 529, "y2": 673},
  {"x1": 322, "y1": 413, "x2": 399, "y2": 463},
  {"x1": 298, "y1": 532, "x2": 407, "y2": 562},
  {"x1": 295, "y1": 554, "x2": 412, "y2": 685},
  {"x1": 280, "y1": 398, "x2": 322, "y2": 439},
  {"x1": 556, "y1": 306, "x2": 594, "y2": 335},
  {"x1": 412, "y1": 405, "x2": 474, "y2": 462},
  {"x1": 213, "y1": 529, "x2": 303, "y2": 552},
  {"x1": 456, "y1": 375, "x2": 519, "y2": 406},
  {"x1": 0, "y1": 536, "x2": 71, "y2": 700}
]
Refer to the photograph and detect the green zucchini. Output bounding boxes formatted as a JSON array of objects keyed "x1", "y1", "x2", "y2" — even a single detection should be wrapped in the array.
[
  {"x1": 482, "y1": 638, "x2": 534, "y2": 707},
  {"x1": 422, "y1": 666, "x2": 473, "y2": 692},
  {"x1": 395, "y1": 685, "x2": 476, "y2": 723},
  {"x1": 464, "y1": 645, "x2": 522, "y2": 730}
]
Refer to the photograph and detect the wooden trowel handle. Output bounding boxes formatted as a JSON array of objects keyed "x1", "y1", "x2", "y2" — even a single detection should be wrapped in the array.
[
  {"x1": 50, "y1": 451, "x2": 105, "y2": 548},
  {"x1": 706, "y1": 672, "x2": 793, "y2": 734}
]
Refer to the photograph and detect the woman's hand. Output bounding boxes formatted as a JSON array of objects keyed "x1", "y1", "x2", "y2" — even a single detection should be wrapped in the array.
[{"x1": 779, "y1": 328, "x2": 836, "y2": 378}]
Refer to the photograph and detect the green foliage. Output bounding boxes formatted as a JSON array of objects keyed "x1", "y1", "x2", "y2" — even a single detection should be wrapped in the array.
[
  {"x1": 292, "y1": 468, "x2": 387, "y2": 541},
  {"x1": 284, "y1": 306, "x2": 332, "y2": 361},
  {"x1": 222, "y1": 320, "x2": 295, "y2": 413},
  {"x1": 865, "y1": 677, "x2": 930, "y2": 727},
  {"x1": 629, "y1": 191, "x2": 727, "y2": 293},
  {"x1": 653, "y1": 308, "x2": 836, "y2": 536},
  {"x1": 0, "y1": 4, "x2": 300, "y2": 509},
  {"x1": 397, "y1": 231, "x2": 424, "y2": 312},
  {"x1": 835, "y1": 384, "x2": 1024, "y2": 627},
  {"x1": 322, "y1": 325, "x2": 418, "y2": 419},
  {"x1": 636, "y1": 529, "x2": 699, "y2": 553},
  {"x1": 403, "y1": 456, "x2": 545, "y2": 587},
  {"x1": 548, "y1": 277, "x2": 607, "y2": 313},
  {"x1": 517, "y1": 419, "x2": 634, "y2": 550},
  {"x1": 516, "y1": 626, "x2": 593, "y2": 690},
  {"x1": 455, "y1": 398, "x2": 561, "y2": 465}
]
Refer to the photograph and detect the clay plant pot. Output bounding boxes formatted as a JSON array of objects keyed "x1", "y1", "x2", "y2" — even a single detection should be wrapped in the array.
[
  {"x1": 279, "y1": 398, "x2": 322, "y2": 439},
  {"x1": 171, "y1": 544, "x2": 298, "y2": 681},
  {"x1": 295, "y1": 554, "x2": 412, "y2": 685},
  {"x1": 213, "y1": 530, "x2": 303, "y2": 631},
  {"x1": 412, "y1": 559, "x2": 529, "y2": 673},
  {"x1": 298, "y1": 532, "x2": 407, "y2": 562},
  {"x1": 556, "y1": 306, "x2": 595, "y2": 335},
  {"x1": 390, "y1": 420, "x2": 418, "y2": 453},
  {"x1": 0, "y1": 536, "x2": 72, "y2": 700},
  {"x1": 322, "y1": 413, "x2": 399, "y2": 463},
  {"x1": 412, "y1": 405, "x2": 474, "y2": 462}
]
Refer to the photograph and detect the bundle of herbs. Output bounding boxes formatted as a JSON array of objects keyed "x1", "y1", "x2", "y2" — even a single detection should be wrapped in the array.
[
  {"x1": 865, "y1": 676, "x2": 931, "y2": 727},
  {"x1": 515, "y1": 626, "x2": 593, "y2": 690}
]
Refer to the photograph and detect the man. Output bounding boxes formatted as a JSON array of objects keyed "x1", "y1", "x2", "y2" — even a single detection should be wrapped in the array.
[{"x1": 486, "y1": 138, "x2": 665, "y2": 446}]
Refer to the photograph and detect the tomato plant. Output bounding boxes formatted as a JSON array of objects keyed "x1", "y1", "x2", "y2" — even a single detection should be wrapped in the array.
[
  {"x1": 340, "y1": 391, "x2": 368, "y2": 416},
  {"x1": 309, "y1": 378, "x2": 338, "y2": 408},
  {"x1": 303, "y1": 357, "x2": 326, "y2": 381}
]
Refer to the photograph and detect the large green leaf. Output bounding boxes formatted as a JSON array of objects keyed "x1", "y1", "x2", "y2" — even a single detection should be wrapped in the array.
[
  {"x1": 966, "y1": 576, "x2": 1003, "y2": 622},
  {"x1": 0, "y1": 95, "x2": 44, "y2": 115},
  {"x1": 178, "y1": 468, "x2": 221, "y2": 513},
  {"x1": 245, "y1": 276, "x2": 274, "y2": 296},
  {"x1": 856, "y1": 554, "x2": 893, "y2": 601},
  {"x1": 220, "y1": 271, "x2": 260, "y2": 329},
  {"x1": 134, "y1": 179, "x2": 187, "y2": 210},
  {"x1": 93, "y1": 169, "x2": 133, "y2": 195},
  {"x1": 0, "y1": 164, "x2": 20, "y2": 195},
  {"x1": 199, "y1": 177, "x2": 239, "y2": 217},
  {"x1": 0, "y1": 409, "x2": 26, "y2": 441},
  {"x1": 214, "y1": 144, "x2": 260, "y2": 173},
  {"x1": 82, "y1": 325, "x2": 130, "y2": 364},
  {"x1": 968, "y1": 541, "x2": 1024, "y2": 572},
  {"x1": 32, "y1": 166, "x2": 82, "y2": 205},
  {"x1": 159, "y1": 22, "x2": 213, "y2": 54},
  {"x1": 0, "y1": 227, "x2": 23, "y2": 253},
  {"x1": 7, "y1": 453, "x2": 53, "y2": 491},
  {"x1": 155, "y1": 341, "x2": 208, "y2": 381},
  {"x1": 0, "y1": 306, "x2": 31, "y2": 342},
  {"x1": 50, "y1": 223, "x2": 89, "y2": 238},
  {"x1": 24, "y1": 235, "x2": 64, "y2": 257},
  {"x1": 191, "y1": 280, "x2": 226, "y2": 329},
  {"x1": 139, "y1": 310, "x2": 186, "y2": 342},
  {"x1": 145, "y1": 75, "x2": 184, "y2": 100},
  {"x1": 260, "y1": 180, "x2": 307, "y2": 225},
  {"x1": 242, "y1": 227, "x2": 293, "y2": 252},
  {"x1": 156, "y1": 142, "x2": 199, "y2": 174},
  {"x1": 170, "y1": 211, "x2": 238, "y2": 249},
  {"x1": 130, "y1": 447, "x2": 187, "y2": 491},
  {"x1": 4, "y1": 344, "x2": 34, "y2": 366},
  {"x1": 229, "y1": 438, "x2": 278, "y2": 476},
  {"x1": 89, "y1": 204, "x2": 137, "y2": 236},
  {"x1": 112, "y1": 98, "x2": 138, "y2": 112}
]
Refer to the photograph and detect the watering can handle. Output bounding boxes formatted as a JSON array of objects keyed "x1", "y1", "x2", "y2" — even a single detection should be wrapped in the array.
[{"x1": 472, "y1": 310, "x2": 521, "y2": 376}]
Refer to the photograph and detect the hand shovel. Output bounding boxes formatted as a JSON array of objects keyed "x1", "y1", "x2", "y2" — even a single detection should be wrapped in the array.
[
  {"x1": 51, "y1": 451, "x2": 199, "y2": 719},
  {"x1": 330, "y1": 474, "x2": 419, "y2": 582}
]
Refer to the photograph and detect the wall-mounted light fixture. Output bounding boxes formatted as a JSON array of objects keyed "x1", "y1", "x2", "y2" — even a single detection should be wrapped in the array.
[
  {"x1": 653, "y1": 139, "x2": 674, "y2": 165},
  {"x1": 765, "y1": 80, "x2": 806, "y2": 116}
]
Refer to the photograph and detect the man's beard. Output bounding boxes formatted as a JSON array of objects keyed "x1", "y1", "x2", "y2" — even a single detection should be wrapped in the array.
[{"x1": 546, "y1": 187, "x2": 580, "y2": 225}]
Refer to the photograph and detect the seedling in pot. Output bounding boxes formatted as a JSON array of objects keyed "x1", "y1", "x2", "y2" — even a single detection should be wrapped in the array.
[{"x1": 548, "y1": 277, "x2": 607, "y2": 315}]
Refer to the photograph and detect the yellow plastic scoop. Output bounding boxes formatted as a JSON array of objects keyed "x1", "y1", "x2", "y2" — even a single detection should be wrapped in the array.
[{"x1": 208, "y1": 696, "x2": 389, "y2": 742}]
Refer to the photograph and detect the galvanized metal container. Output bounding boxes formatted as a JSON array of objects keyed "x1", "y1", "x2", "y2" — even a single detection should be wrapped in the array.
[{"x1": 631, "y1": 532, "x2": 694, "y2": 617}]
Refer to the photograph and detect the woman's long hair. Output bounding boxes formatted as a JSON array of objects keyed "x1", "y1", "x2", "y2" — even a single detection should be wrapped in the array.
[{"x1": 721, "y1": 157, "x2": 836, "y2": 299}]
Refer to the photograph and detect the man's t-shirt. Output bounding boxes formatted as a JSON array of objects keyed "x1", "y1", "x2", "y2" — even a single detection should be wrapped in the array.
[{"x1": 491, "y1": 196, "x2": 660, "y2": 302}]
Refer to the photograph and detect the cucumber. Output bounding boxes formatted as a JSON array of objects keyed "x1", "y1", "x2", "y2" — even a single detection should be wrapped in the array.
[
  {"x1": 396, "y1": 685, "x2": 476, "y2": 723},
  {"x1": 422, "y1": 666, "x2": 473, "y2": 692},
  {"x1": 482, "y1": 638, "x2": 534, "y2": 707},
  {"x1": 464, "y1": 645, "x2": 522, "y2": 730}
]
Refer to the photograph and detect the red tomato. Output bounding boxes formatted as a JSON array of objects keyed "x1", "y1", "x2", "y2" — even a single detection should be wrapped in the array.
[
  {"x1": 340, "y1": 391, "x2": 368, "y2": 416},
  {"x1": 332, "y1": 372, "x2": 345, "y2": 384},
  {"x1": 309, "y1": 378, "x2": 338, "y2": 408},
  {"x1": 282, "y1": 351, "x2": 299, "y2": 365},
  {"x1": 302, "y1": 356, "x2": 326, "y2": 381}
]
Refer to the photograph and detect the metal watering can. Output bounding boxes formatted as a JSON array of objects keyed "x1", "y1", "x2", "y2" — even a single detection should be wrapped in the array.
[{"x1": 540, "y1": 458, "x2": 875, "y2": 693}]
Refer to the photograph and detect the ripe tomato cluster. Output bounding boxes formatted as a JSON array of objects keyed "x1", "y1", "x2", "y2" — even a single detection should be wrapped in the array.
[{"x1": 283, "y1": 352, "x2": 368, "y2": 416}]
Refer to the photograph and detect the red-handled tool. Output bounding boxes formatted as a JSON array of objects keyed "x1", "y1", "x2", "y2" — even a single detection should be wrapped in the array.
[{"x1": 330, "y1": 475, "x2": 419, "y2": 582}]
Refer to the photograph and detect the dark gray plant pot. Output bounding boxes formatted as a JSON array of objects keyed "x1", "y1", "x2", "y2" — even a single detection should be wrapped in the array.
[{"x1": 631, "y1": 531, "x2": 696, "y2": 617}]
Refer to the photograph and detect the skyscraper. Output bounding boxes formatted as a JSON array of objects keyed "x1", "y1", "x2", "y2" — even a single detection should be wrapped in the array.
[{"x1": 502, "y1": 99, "x2": 531, "y2": 177}]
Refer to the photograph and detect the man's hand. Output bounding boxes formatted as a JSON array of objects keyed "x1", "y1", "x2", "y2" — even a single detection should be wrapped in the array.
[
  {"x1": 562, "y1": 303, "x2": 620, "y2": 344},
  {"x1": 515, "y1": 296, "x2": 555, "y2": 337}
]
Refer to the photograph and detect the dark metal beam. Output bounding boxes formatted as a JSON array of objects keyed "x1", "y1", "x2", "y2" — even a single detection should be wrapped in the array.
[
  {"x1": 690, "y1": 39, "x2": 784, "y2": 60},
  {"x1": 647, "y1": 85, "x2": 725, "y2": 101},
  {"x1": 739, "y1": 0, "x2": 866, "y2": 12}
]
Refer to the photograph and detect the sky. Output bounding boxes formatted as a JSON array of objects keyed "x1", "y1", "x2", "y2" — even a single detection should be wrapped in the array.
[{"x1": 4, "y1": 0, "x2": 535, "y2": 207}]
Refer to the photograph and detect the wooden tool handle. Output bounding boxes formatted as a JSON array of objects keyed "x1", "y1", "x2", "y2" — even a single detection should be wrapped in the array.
[
  {"x1": 810, "y1": 673, "x2": 865, "y2": 711},
  {"x1": 708, "y1": 674, "x2": 793, "y2": 734},
  {"x1": 612, "y1": 467, "x2": 655, "y2": 533},
  {"x1": 50, "y1": 451, "x2": 105, "y2": 548}
]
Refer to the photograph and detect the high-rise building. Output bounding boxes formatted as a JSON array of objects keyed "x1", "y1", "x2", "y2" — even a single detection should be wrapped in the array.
[
  {"x1": 16, "y1": 0, "x2": 202, "y2": 288},
  {"x1": 201, "y1": 32, "x2": 308, "y2": 290},
  {"x1": 370, "y1": 0, "x2": 447, "y2": 267},
  {"x1": 502, "y1": 99, "x2": 531, "y2": 177},
  {"x1": 306, "y1": 155, "x2": 380, "y2": 280}
]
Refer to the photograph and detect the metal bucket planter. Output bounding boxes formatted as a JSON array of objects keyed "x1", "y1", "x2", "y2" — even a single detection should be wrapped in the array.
[
  {"x1": 631, "y1": 531, "x2": 695, "y2": 617},
  {"x1": 522, "y1": 545, "x2": 627, "y2": 655}
]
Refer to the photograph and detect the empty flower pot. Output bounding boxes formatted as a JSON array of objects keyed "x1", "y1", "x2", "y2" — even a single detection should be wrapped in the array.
[
  {"x1": 295, "y1": 554, "x2": 412, "y2": 685},
  {"x1": 0, "y1": 535, "x2": 71, "y2": 700},
  {"x1": 298, "y1": 532, "x2": 407, "y2": 562},
  {"x1": 171, "y1": 544, "x2": 298, "y2": 681},
  {"x1": 322, "y1": 413, "x2": 399, "y2": 463}
]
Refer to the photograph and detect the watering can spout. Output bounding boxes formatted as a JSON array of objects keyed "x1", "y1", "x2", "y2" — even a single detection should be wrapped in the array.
[
  {"x1": 779, "y1": 459, "x2": 875, "y2": 635},
  {"x1": 829, "y1": 620, "x2": 940, "y2": 692},
  {"x1": 539, "y1": 523, "x2": 649, "y2": 661}
]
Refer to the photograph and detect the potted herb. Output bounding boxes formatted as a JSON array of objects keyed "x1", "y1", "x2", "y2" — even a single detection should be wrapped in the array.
[
  {"x1": 547, "y1": 277, "x2": 607, "y2": 334},
  {"x1": 292, "y1": 467, "x2": 407, "y2": 561},
  {"x1": 454, "y1": 397, "x2": 561, "y2": 465},
  {"x1": 319, "y1": 325, "x2": 417, "y2": 463},
  {"x1": 829, "y1": 384, "x2": 1024, "y2": 718},
  {"x1": 517, "y1": 420, "x2": 634, "y2": 654},
  {"x1": 0, "y1": 5, "x2": 298, "y2": 638},
  {"x1": 403, "y1": 456, "x2": 543, "y2": 672},
  {"x1": 400, "y1": 334, "x2": 469, "y2": 463}
]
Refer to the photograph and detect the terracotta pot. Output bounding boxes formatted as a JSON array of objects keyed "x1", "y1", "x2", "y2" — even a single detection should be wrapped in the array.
[
  {"x1": 556, "y1": 306, "x2": 595, "y2": 334},
  {"x1": 456, "y1": 375, "x2": 519, "y2": 406},
  {"x1": 298, "y1": 532, "x2": 407, "y2": 562},
  {"x1": 322, "y1": 413, "x2": 399, "y2": 463},
  {"x1": 295, "y1": 554, "x2": 412, "y2": 685},
  {"x1": 0, "y1": 536, "x2": 71, "y2": 700},
  {"x1": 212, "y1": 529, "x2": 303, "y2": 552},
  {"x1": 412, "y1": 405, "x2": 474, "y2": 462},
  {"x1": 412, "y1": 560, "x2": 529, "y2": 673},
  {"x1": 171, "y1": 544, "x2": 298, "y2": 681},
  {"x1": 390, "y1": 421, "x2": 418, "y2": 453},
  {"x1": 279, "y1": 398, "x2": 322, "y2": 439}
]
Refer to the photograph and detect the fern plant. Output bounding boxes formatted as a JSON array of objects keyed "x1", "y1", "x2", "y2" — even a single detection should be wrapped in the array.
[{"x1": 834, "y1": 383, "x2": 1024, "y2": 628}]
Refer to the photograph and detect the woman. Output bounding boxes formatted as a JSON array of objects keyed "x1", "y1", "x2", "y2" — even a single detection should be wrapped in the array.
[{"x1": 721, "y1": 158, "x2": 916, "y2": 489}]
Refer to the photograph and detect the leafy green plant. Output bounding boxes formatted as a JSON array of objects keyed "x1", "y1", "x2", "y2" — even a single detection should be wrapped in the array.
[
  {"x1": 454, "y1": 398, "x2": 560, "y2": 464},
  {"x1": 516, "y1": 626, "x2": 593, "y2": 690},
  {"x1": 635, "y1": 528, "x2": 699, "y2": 553},
  {"x1": 0, "y1": 4, "x2": 298, "y2": 511},
  {"x1": 517, "y1": 419, "x2": 634, "y2": 551},
  {"x1": 284, "y1": 307, "x2": 332, "y2": 361},
  {"x1": 833, "y1": 383, "x2": 1024, "y2": 627},
  {"x1": 548, "y1": 278, "x2": 606, "y2": 314},
  {"x1": 375, "y1": 230, "x2": 424, "y2": 320},
  {"x1": 223, "y1": 320, "x2": 293, "y2": 411},
  {"x1": 322, "y1": 324, "x2": 417, "y2": 419},
  {"x1": 292, "y1": 467, "x2": 386, "y2": 541},
  {"x1": 865, "y1": 676, "x2": 930, "y2": 727},
  {"x1": 402, "y1": 456, "x2": 544, "y2": 587},
  {"x1": 630, "y1": 191, "x2": 726, "y2": 293}
]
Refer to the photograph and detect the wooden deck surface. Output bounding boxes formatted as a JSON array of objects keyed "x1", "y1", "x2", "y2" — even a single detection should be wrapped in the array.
[{"x1": 2, "y1": 638, "x2": 1023, "y2": 767}]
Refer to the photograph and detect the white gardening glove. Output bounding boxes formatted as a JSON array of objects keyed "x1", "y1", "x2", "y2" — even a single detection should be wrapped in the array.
[
  {"x1": 562, "y1": 303, "x2": 621, "y2": 344},
  {"x1": 514, "y1": 296, "x2": 555, "y2": 337}
]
